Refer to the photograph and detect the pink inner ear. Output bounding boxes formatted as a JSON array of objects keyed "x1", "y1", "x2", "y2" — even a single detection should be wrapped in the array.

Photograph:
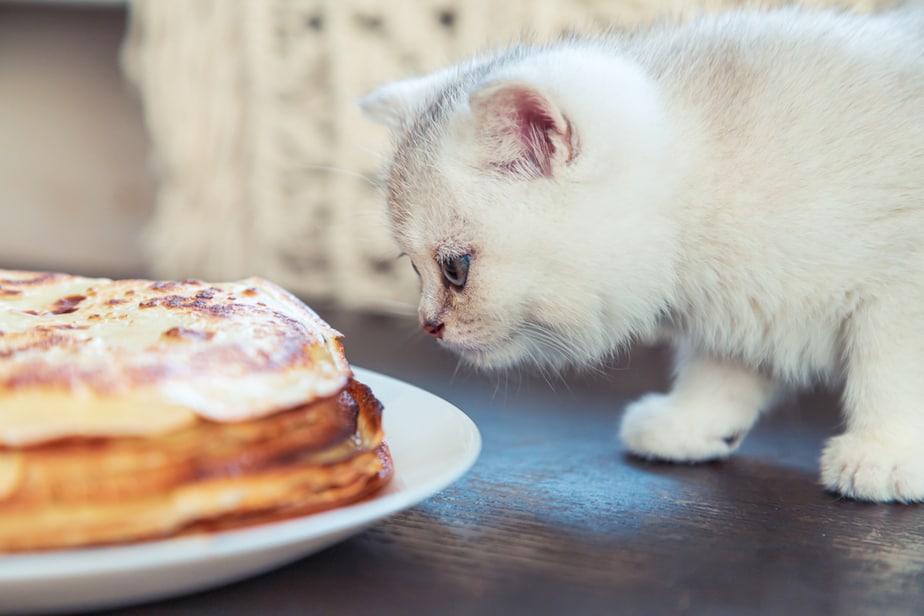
[
  {"x1": 511, "y1": 91, "x2": 560, "y2": 176},
  {"x1": 473, "y1": 83, "x2": 569, "y2": 178}
]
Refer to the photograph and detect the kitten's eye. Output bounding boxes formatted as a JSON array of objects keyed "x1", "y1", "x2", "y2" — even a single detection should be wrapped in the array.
[
  {"x1": 439, "y1": 254, "x2": 471, "y2": 289},
  {"x1": 411, "y1": 262, "x2": 420, "y2": 278}
]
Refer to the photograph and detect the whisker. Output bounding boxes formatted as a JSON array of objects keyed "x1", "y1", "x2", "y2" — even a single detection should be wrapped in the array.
[
  {"x1": 393, "y1": 318, "x2": 423, "y2": 347},
  {"x1": 492, "y1": 376, "x2": 503, "y2": 401},
  {"x1": 451, "y1": 357, "x2": 465, "y2": 382},
  {"x1": 517, "y1": 320, "x2": 618, "y2": 388},
  {"x1": 286, "y1": 162, "x2": 381, "y2": 188},
  {"x1": 345, "y1": 142, "x2": 389, "y2": 160}
]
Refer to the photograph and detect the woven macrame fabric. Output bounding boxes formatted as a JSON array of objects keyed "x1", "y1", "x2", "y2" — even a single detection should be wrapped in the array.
[{"x1": 123, "y1": 0, "x2": 894, "y2": 313}]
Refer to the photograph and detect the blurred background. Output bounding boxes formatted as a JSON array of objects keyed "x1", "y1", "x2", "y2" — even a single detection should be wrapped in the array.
[{"x1": 0, "y1": 0, "x2": 901, "y2": 314}]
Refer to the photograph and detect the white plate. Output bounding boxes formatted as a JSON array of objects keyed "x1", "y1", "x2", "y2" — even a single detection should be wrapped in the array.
[{"x1": 0, "y1": 367, "x2": 481, "y2": 614}]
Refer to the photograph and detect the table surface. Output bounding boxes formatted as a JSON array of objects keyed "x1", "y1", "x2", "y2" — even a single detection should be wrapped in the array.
[{"x1": 88, "y1": 308, "x2": 924, "y2": 616}]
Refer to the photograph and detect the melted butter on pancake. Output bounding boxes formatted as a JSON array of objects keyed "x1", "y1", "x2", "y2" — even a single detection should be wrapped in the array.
[{"x1": 0, "y1": 271, "x2": 352, "y2": 445}]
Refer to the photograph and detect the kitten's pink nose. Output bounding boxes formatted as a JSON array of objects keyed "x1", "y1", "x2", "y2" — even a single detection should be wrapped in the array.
[{"x1": 422, "y1": 320, "x2": 445, "y2": 339}]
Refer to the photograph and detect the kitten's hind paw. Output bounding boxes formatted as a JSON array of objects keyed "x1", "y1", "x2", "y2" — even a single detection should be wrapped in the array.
[
  {"x1": 821, "y1": 433, "x2": 924, "y2": 503},
  {"x1": 619, "y1": 392, "x2": 747, "y2": 463}
]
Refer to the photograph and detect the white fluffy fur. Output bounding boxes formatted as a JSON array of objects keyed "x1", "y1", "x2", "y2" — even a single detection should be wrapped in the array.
[{"x1": 361, "y1": 8, "x2": 924, "y2": 502}]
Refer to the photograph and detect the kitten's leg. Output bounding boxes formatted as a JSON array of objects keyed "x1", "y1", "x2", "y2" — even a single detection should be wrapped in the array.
[
  {"x1": 820, "y1": 300, "x2": 924, "y2": 502},
  {"x1": 620, "y1": 346, "x2": 775, "y2": 462}
]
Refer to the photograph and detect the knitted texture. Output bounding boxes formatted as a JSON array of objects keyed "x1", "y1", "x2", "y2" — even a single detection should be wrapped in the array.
[{"x1": 123, "y1": 0, "x2": 895, "y2": 312}]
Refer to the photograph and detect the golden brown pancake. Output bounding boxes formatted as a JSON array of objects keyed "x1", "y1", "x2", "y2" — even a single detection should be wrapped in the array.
[{"x1": 0, "y1": 271, "x2": 393, "y2": 552}]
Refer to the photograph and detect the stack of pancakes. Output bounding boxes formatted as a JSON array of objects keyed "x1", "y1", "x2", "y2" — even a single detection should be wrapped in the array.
[{"x1": 0, "y1": 271, "x2": 392, "y2": 552}]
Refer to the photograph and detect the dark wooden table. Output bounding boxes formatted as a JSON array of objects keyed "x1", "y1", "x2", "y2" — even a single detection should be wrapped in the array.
[{"x1": 89, "y1": 308, "x2": 924, "y2": 616}]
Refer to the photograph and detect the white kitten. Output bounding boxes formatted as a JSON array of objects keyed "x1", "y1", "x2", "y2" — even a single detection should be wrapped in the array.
[{"x1": 360, "y1": 8, "x2": 924, "y2": 503}]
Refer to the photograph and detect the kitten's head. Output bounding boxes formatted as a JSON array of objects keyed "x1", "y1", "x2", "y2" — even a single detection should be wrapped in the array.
[{"x1": 360, "y1": 47, "x2": 679, "y2": 370}]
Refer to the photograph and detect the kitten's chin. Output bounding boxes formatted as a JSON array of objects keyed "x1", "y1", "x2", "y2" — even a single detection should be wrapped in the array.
[
  {"x1": 440, "y1": 339, "x2": 531, "y2": 371},
  {"x1": 441, "y1": 331, "x2": 580, "y2": 372}
]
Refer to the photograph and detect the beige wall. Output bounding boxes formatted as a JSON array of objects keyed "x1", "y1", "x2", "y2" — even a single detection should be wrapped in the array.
[{"x1": 0, "y1": 3, "x2": 154, "y2": 277}]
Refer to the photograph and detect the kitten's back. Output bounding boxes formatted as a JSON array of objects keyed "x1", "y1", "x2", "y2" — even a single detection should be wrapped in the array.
[{"x1": 629, "y1": 9, "x2": 924, "y2": 264}]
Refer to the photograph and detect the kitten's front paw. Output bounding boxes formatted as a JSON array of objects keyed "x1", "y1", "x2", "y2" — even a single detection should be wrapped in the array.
[
  {"x1": 821, "y1": 433, "x2": 924, "y2": 503},
  {"x1": 619, "y1": 393, "x2": 747, "y2": 463}
]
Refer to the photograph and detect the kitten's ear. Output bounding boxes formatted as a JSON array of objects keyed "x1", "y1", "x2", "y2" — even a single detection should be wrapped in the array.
[
  {"x1": 359, "y1": 73, "x2": 444, "y2": 129},
  {"x1": 469, "y1": 81, "x2": 573, "y2": 178}
]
